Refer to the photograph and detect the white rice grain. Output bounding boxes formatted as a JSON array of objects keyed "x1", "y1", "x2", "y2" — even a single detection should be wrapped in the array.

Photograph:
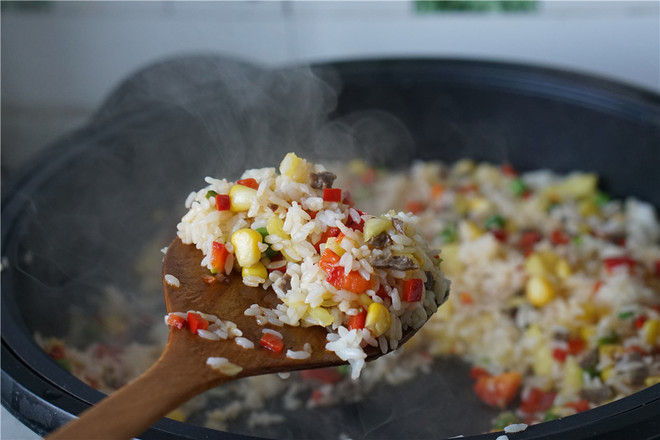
[
  {"x1": 164, "y1": 274, "x2": 180, "y2": 288},
  {"x1": 235, "y1": 337, "x2": 255, "y2": 349}
]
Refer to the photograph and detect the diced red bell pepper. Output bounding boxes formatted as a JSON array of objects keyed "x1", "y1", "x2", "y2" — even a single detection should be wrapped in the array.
[
  {"x1": 319, "y1": 249, "x2": 341, "y2": 273},
  {"x1": 518, "y1": 230, "x2": 542, "y2": 252},
  {"x1": 430, "y1": 183, "x2": 445, "y2": 201},
  {"x1": 404, "y1": 200, "x2": 425, "y2": 215},
  {"x1": 345, "y1": 209, "x2": 366, "y2": 231},
  {"x1": 501, "y1": 163, "x2": 518, "y2": 177},
  {"x1": 49, "y1": 345, "x2": 66, "y2": 361},
  {"x1": 202, "y1": 275, "x2": 217, "y2": 285},
  {"x1": 634, "y1": 315, "x2": 648, "y2": 329},
  {"x1": 520, "y1": 387, "x2": 556, "y2": 414},
  {"x1": 361, "y1": 168, "x2": 378, "y2": 185},
  {"x1": 210, "y1": 241, "x2": 229, "y2": 272},
  {"x1": 315, "y1": 227, "x2": 342, "y2": 252},
  {"x1": 325, "y1": 266, "x2": 345, "y2": 289},
  {"x1": 603, "y1": 256, "x2": 636, "y2": 273},
  {"x1": 401, "y1": 278, "x2": 424, "y2": 302},
  {"x1": 301, "y1": 368, "x2": 343, "y2": 384},
  {"x1": 342, "y1": 271, "x2": 375, "y2": 294},
  {"x1": 187, "y1": 312, "x2": 209, "y2": 334},
  {"x1": 550, "y1": 228, "x2": 570, "y2": 245},
  {"x1": 473, "y1": 371, "x2": 522, "y2": 409},
  {"x1": 469, "y1": 366, "x2": 491, "y2": 379},
  {"x1": 375, "y1": 285, "x2": 389, "y2": 300},
  {"x1": 260, "y1": 332, "x2": 284, "y2": 353},
  {"x1": 565, "y1": 399, "x2": 590, "y2": 413},
  {"x1": 459, "y1": 291, "x2": 474, "y2": 305},
  {"x1": 567, "y1": 337, "x2": 586, "y2": 355},
  {"x1": 236, "y1": 178, "x2": 259, "y2": 190},
  {"x1": 215, "y1": 194, "x2": 231, "y2": 211},
  {"x1": 166, "y1": 314, "x2": 187, "y2": 330},
  {"x1": 552, "y1": 348, "x2": 568, "y2": 363},
  {"x1": 491, "y1": 229, "x2": 508, "y2": 243},
  {"x1": 348, "y1": 307, "x2": 367, "y2": 330},
  {"x1": 323, "y1": 188, "x2": 342, "y2": 202}
]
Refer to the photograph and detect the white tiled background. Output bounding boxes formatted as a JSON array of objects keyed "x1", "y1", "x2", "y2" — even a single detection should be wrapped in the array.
[{"x1": 1, "y1": 1, "x2": 659, "y2": 437}]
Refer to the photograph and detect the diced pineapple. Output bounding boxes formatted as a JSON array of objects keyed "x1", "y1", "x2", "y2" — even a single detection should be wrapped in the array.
[
  {"x1": 279, "y1": 152, "x2": 310, "y2": 183},
  {"x1": 363, "y1": 217, "x2": 392, "y2": 242}
]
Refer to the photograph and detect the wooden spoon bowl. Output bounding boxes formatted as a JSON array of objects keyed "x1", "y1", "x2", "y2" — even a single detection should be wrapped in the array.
[{"x1": 48, "y1": 237, "x2": 420, "y2": 439}]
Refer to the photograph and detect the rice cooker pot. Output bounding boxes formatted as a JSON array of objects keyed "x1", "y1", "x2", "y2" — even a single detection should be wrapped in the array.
[{"x1": 2, "y1": 56, "x2": 660, "y2": 439}]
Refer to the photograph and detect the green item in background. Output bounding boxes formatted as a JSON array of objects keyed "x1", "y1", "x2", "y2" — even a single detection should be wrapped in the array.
[{"x1": 415, "y1": 0, "x2": 538, "y2": 13}]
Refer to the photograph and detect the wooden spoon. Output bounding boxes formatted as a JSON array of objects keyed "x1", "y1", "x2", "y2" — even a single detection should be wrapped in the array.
[{"x1": 47, "y1": 237, "x2": 425, "y2": 440}]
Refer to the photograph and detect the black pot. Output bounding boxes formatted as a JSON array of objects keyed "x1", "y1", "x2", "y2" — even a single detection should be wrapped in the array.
[{"x1": 2, "y1": 56, "x2": 659, "y2": 440}]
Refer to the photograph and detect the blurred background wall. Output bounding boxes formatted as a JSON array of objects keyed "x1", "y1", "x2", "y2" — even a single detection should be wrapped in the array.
[{"x1": 2, "y1": 0, "x2": 659, "y2": 177}]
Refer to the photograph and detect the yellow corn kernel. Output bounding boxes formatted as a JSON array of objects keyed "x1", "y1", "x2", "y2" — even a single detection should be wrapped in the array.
[
  {"x1": 320, "y1": 291, "x2": 339, "y2": 307},
  {"x1": 642, "y1": 319, "x2": 660, "y2": 345},
  {"x1": 231, "y1": 229, "x2": 263, "y2": 268},
  {"x1": 452, "y1": 159, "x2": 476, "y2": 175},
  {"x1": 439, "y1": 243, "x2": 463, "y2": 276},
  {"x1": 599, "y1": 344, "x2": 623, "y2": 362},
  {"x1": 562, "y1": 357, "x2": 583, "y2": 395},
  {"x1": 167, "y1": 409, "x2": 187, "y2": 422},
  {"x1": 453, "y1": 194, "x2": 470, "y2": 215},
  {"x1": 460, "y1": 220, "x2": 484, "y2": 241},
  {"x1": 467, "y1": 197, "x2": 494, "y2": 216},
  {"x1": 241, "y1": 262, "x2": 267, "y2": 280},
  {"x1": 348, "y1": 158, "x2": 368, "y2": 175},
  {"x1": 525, "y1": 253, "x2": 550, "y2": 278},
  {"x1": 279, "y1": 152, "x2": 309, "y2": 183},
  {"x1": 357, "y1": 293, "x2": 373, "y2": 308},
  {"x1": 579, "y1": 199, "x2": 599, "y2": 217},
  {"x1": 559, "y1": 173, "x2": 598, "y2": 199},
  {"x1": 555, "y1": 258, "x2": 572, "y2": 280},
  {"x1": 533, "y1": 346, "x2": 554, "y2": 376},
  {"x1": 645, "y1": 376, "x2": 660, "y2": 387},
  {"x1": 229, "y1": 184, "x2": 257, "y2": 212},
  {"x1": 266, "y1": 215, "x2": 289, "y2": 239},
  {"x1": 365, "y1": 302, "x2": 391, "y2": 337},
  {"x1": 325, "y1": 236, "x2": 346, "y2": 256},
  {"x1": 580, "y1": 325, "x2": 597, "y2": 341},
  {"x1": 474, "y1": 163, "x2": 502, "y2": 185},
  {"x1": 526, "y1": 275, "x2": 555, "y2": 307},
  {"x1": 307, "y1": 307, "x2": 334, "y2": 327},
  {"x1": 525, "y1": 251, "x2": 571, "y2": 280},
  {"x1": 600, "y1": 365, "x2": 615, "y2": 382},
  {"x1": 363, "y1": 217, "x2": 392, "y2": 242}
]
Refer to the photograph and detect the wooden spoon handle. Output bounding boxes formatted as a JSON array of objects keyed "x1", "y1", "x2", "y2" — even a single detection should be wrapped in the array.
[{"x1": 46, "y1": 351, "x2": 230, "y2": 440}]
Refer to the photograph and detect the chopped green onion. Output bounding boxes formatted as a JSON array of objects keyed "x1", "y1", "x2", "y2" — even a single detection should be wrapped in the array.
[
  {"x1": 484, "y1": 214, "x2": 506, "y2": 230},
  {"x1": 618, "y1": 311, "x2": 634, "y2": 320},
  {"x1": 205, "y1": 190, "x2": 219, "y2": 199},
  {"x1": 56, "y1": 359, "x2": 72, "y2": 372},
  {"x1": 492, "y1": 411, "x2": 521, "y2": 430},
  {"x1": 597, "y1": 334, "x2": 620, "y2": 347},
  {"x1": 583, "y1": 366, "x2": 600, "y2": 378},
  {"x1": 594, "y1": 191, "x2": 611, "y2": 207},
  {"x1": 510, "y1": 178, "x2": 527, "y2": 197},
  {"x1": 543, "y1": 408, "x2": 561, "y2": 422},
  {"x1": 256, "y1": 227, "x2": 278, "y2": 258},
  {"x1": 440, "y1": 224, "x2": 458, "y2": 244}
]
